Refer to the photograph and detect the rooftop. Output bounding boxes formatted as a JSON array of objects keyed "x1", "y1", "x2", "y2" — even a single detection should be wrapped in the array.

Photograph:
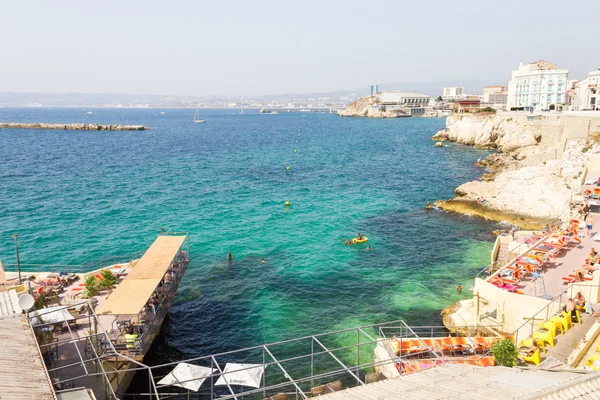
[
  {"x1": 318, "y1": 364, "x2": 600, "y2": 400},
  {"x1": 0, "y1": 316, "x2": 56, "y2": 400},
  {"x1": 96, "y1": 234, "x2": 186, "y2": 315}
]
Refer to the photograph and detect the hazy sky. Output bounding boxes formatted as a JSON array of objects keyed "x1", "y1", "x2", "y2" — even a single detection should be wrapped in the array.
[{"x1": 2, "y1": 0, "x2": 599, "y2": 96}]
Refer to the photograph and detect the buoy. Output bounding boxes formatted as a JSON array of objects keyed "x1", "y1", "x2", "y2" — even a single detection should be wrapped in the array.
[
  {"x1": 286, "y1": 166, "x2": 291, "y2": 170},
  {"x1": 296, "y1": 140, "x2": 299, "y2": 143},
  {"x1": 294, "y1": 150, "x2": 297, "y2": 153},
  {"x1": 285, "y1": 201, "x2": 291, "y2": 207}
]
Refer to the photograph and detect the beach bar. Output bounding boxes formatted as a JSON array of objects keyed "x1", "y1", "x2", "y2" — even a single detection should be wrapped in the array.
[{"x1": 96, "y1": 233, "x2": 189, "y2": 359}]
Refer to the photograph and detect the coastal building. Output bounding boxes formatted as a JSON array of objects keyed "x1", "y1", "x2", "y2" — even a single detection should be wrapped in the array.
[
  {"x1": 506, "y1": 60, "x2": 569, "y2": 111},
  {"x1": 442, "y1": 87, "x2": 464, "y2": 100},
  {"x1": 483, "y1": 86, "x2": 508, "y2": 107},
  {"x1": 452, "y1": 99, "x2": 481, "y2": 113},
  {"x1": 377, "y1": 91, "x2": 430, "y2": 116},
  {"x1": 571, "y1": 68, "x2": 600, "y2": 111}
]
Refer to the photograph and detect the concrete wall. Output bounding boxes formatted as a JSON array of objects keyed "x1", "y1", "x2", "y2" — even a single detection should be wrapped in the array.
[{"x1": 474, "y1": 278, "x2": 556, "y2": 332}]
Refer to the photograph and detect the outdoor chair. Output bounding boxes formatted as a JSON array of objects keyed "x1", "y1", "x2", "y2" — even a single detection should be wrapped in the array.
[
  {"x1": 585, "y1": 354, "x2": 600, "y2": 370},
  {"x1": 478, "y1": 356, "x2": 496, "y2": 367},
  {"x1": 542, "y1": 320, "x2": 564, "y2": 336},
  {"x1": 521, "y1": 348, "x2": 541, "y2": 365},
  {"x1": 560, "y1": 311, "x2": 574, "y2": 329},
  {"x1": 532, "y1": 329, "x2": 555, "y2": 348},
  {"x1": 520, "y1": 338, "x2": 546, "y2": 354},
  {"x1": 550, "y1": 315, "x2": 570, "y2": 334}
]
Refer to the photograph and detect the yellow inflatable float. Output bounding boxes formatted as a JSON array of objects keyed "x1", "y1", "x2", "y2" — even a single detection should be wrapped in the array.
[{"x1": 351, "y1": 237, "x2": 368, "y2": 244}]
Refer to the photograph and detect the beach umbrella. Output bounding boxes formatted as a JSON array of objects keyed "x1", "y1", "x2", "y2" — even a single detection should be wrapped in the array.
[
  {"x1": 215, "y1": 363, "x2": 265, "y2": 389},
  {"x1": 158, "y1": 363, "x2": 215, "y2": 392}
]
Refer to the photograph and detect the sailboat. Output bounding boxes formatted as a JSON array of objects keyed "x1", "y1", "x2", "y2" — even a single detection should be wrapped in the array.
[
  {"x1": 87, "y1": 109, "x2": 93, "y2": 114},
  {"x1": 193, "y1": 106, "x2": 204, "y2": 123},
  {"x1": 240, "y1": 107, "x2": 244, "y2": 115}
]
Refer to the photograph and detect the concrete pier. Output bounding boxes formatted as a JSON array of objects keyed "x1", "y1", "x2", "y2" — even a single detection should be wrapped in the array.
[{"x1": 0, "y1": 122, "x2": 148, "y2": 131}]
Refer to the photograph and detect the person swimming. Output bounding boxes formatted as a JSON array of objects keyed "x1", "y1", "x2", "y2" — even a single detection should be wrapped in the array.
[
  {"x1": 260, "y1": 258, "x2": 266, "y2": 264},
  {"x1": 228, "y1": 252, "x2": 232, "y2": 260},
  {"x1": 366, "y1": 246, "x2": 372, "y2": 251}
]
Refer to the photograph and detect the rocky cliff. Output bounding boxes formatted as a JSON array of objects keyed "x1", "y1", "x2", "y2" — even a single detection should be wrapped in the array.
[
  {"x1": 431, "y1": 114, "x2": 541, "y2": 151},
  {"x1": 337, "y1": 95, "x2": 410, "y2": 118},
  {"x1": 434, "y1": 113, "x2": 600, "y2": 225}
]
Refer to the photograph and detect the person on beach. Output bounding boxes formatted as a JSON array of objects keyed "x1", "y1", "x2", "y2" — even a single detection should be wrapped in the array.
[
  {"x1": 563, "y1": 298, "x2": 578, "y2": 320},
  {"x1": 586, "y1": 214, "x2": 594, "y2": 237},
  {"x1": 575, "y1": 292, "x2": 586, "y2": 311}
]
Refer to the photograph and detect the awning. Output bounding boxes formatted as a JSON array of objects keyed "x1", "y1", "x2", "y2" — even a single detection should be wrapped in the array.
[
  {"x1": 215, "y1": 363, "x2": 265, "y2": 388},
  {"x1": 96, "y1": 235, "x2": 186, "y2": 315},
  {"x1": 158, "y1": 363, "x2": 215, "y2": 392}
]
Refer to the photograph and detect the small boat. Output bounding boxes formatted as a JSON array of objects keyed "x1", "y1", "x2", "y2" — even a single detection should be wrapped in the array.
[
  {"x1": 160, "y1": 111, "x2": 165, "y2": 115},
  {"x1": 193, "y1": 106, "x2": 204, "y2": 123}
]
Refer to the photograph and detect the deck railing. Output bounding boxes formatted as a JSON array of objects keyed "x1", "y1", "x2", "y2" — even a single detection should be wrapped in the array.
[
  {"x1": 512, "y1": 283, "x2": 600, "y2": 346},
  {"x1": 111, "y1": 252, "x2": 189, "y2": 355}
]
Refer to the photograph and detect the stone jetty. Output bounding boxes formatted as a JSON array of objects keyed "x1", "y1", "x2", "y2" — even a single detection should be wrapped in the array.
[{"x1": 0, "y1": 122, "x2": 148, "y2": 131}]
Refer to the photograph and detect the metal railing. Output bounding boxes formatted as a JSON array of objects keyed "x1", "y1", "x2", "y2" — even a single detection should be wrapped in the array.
[
  {"x1": 111, "y1": 252, "x2": 189, "y2": 356},
  {"x1": 2, "y1": 251, "x2": 145, "y2": 276},
  {"x1": 29, "y1": 300, "x2": 161, "y2": 400},
  {"x1": 476, "y1": 235, "x2": 549, "y2": 280},
  {"x1": 512, "y1": 283, "x2": 600, "y2": 346}
]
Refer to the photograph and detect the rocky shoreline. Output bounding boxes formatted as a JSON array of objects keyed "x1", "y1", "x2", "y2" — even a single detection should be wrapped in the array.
[
  {"x1": 337, "y1": 95, "x2": 410, "y2": 118},
  {"x1": 0, "y1": 122, "x2": 148, "y2": 131},
  {"x1": 432, "y1": 113, "x2": 600, "y2": 227}
]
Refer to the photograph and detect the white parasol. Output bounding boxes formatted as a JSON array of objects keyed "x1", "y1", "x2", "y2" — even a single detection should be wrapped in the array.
[
  {"x1": 215, "y1": 363, "x2": 265, "y2": 389},
  {"x1": 158, "y1": 363, "x2": 216, "y2": 392}
]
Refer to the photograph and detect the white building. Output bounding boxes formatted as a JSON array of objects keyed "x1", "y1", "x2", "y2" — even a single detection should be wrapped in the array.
[
  {"x1": 506, "y1": 60, "x2": 569, "y2": 111},
  {"x1": 442, "y1": 87, "x2": 464, "y2": 100},
  {"x1": 482, "y1": 86, "x2": 507, "y2": 103},
  {"x1": 377, "y1": 91, "x2": 430, "y2": 115},
  {"x1": 571, "y1": 68, "x2": 600, "y2": 111}
]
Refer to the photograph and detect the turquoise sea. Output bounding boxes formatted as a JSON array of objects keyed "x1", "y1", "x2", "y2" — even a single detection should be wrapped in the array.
[{"x1": 0, "y1": 108, "x2": 495, "y2": 363}]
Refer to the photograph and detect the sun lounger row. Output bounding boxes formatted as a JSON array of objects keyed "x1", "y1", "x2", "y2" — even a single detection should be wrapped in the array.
[{"x1": 390, "y1": 336, "x2": 502, "y2": 356}]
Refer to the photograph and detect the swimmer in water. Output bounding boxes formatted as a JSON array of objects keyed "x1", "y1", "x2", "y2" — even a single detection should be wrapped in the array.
[
  {"x1": 366, "y1": 246, "x2": 372, "y2": 251},
  {"x1": 260, "y1": 258, "x2": 266, "y2": 264},
  {"x1": 228, "y1": 252, "x2": 232, "y2": 260}
]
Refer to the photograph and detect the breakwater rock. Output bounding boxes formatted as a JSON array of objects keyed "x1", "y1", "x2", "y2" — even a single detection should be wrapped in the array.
[
  {"x1": 434, "y1": 199, "x2": 554, "y2": 230},
  {"x1": 337, "y1": 95, "x2": 410, "y2": 118},
  {"x1": 0, "y1": 122, "x2": 148, "y2": 131}
]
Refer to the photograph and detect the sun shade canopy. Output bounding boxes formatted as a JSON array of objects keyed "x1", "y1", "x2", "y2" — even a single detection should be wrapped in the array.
[{"x1": 96, "y1": 235, "x2": 186, "y2": 315}]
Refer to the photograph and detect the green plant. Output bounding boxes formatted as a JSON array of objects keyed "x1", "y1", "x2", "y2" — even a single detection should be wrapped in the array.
[
  {"x1": 481, "y1": 106, "x2": 496, "y2": 113},
  {"x1": 83, "y1": 276, "x2": 100, "y2": 298},
  {"x1": 582, "y1": 147, "x2": 589, "y2": 153},
  {"x1": 98, "y1": 270, "x2": 119, "y2": 291},
  {"x1": 380, "y1": 105, "x2": 387, "y2": 112},
  {"x1": 490, "y1": 338, "x2": 519, "y2": 367},
  {"x1": 33, "y1": 295, "x2": 46, "y2": 310}
]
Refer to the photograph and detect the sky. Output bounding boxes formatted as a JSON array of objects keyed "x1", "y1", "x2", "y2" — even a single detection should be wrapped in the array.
[{"x1": 1, "y1": 0, "x2": 599, "y2": 97}]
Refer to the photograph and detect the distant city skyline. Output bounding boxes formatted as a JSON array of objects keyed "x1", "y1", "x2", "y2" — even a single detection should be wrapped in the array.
[{"x1": 2, "y1": 0, "x2": 599, "y2": 97}]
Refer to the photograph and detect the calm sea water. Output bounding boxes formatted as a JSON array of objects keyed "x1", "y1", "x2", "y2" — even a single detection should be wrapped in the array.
[{"x1": 0, "y1": 107, "x2": 495, "y2": 363}]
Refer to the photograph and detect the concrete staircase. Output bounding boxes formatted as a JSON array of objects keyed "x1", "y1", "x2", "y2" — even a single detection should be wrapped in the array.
[{"x1": 544, "y1": 314, "x2": 596, "y2": 364}]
